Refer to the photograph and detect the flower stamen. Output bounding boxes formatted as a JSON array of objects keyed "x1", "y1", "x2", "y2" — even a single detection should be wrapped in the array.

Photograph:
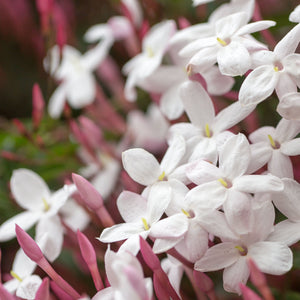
[
  {"x1": 10, "y1": 270, "x2": 22, "y2": 282},
  {"x1": 42, "y1": 198, "x2": 50, "y2": 211},
  {"x1": 205, "y1": 123, "x2": 211, "y2": 138},
  {"x1": 235, "y1": 245, "x2": 248, "y2": 256},
  {"x1": 218, "y1": 178, "x2": 228, "y2": 188},
  {"x1": 217, "y1": 37, "x2": 227, "y2": 46},
  {"x1": 142, "y1": 218, "x2": 149, "y2": 231},
  {"x1": 158, "y1": 171, "x2": 166, "y2": 181},
  {"x1": 146, "y1": 47, "x2": 154, "y2": 58},
  {"x1": 181, "y1": 208, "x2": 191, "y2": 218}
]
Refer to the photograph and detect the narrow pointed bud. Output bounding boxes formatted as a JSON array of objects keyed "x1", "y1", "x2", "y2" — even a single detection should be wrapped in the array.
[
  {"x1": 36, "y1": 0, "x2": 54, "y2": 33},
  {"x1": 50, "y1": 281, "x2": 74, "y2": 300},
  {"x1": 248, "y1": 258, "x2": 274, "y2": 300},
  {"x1": 193, "y1": 270, "x2": 214, "y2": 293},
  {"x1": 0, "y1": 284, "x2": 15, "y2": 300},
  {"x1": 15, "y1": 225, "x2": 44, "y2": 263},
  {"x1": 32, "y1": 83, "x2": 45, "y2": 129},
  {"x1": 139, "y1": 237, "x2": 181, "y2": 300},
  {"x1": 13, "y1": 119, "x2": 28, "y2": 136},
  {"x1": 72, "y1": 173, "x2": 115, "y2": 227},
  {"x1": 56, "y1": 20, "x2": 67, "y2": 53},
  {"x1": 77, "y1": 230, "x2": 104, "y2": 291},
  {"x1": 178, "y1": 17, "x2": 190, "y2": 29},
  {"x1": 239, "y1": 283, "x2": 262, "y2": 300},
  {"x1": 153, "y1": 273, "x2": 170, "y2": 300},
  {"x1": 15, "y1": 226, "x2": 81, "y2": 299},
  {"x1": 139, "y1": 236, "x2": 160, "y2": 270},
  {"x1": 79, "y1": 116, "x2": 103, "y2": 150},
  {"x1": 35, "y1": 277, "x2": 50, "y2": 300}
]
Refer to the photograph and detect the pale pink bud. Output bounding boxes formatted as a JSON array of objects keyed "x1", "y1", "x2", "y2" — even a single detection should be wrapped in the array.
[
  {"x1": 240, "y1": 283, "x2": 262, "y2": 300},
  {"x1": 35, "y1": 277, "x2": 50, "y2": 300},
  {"x1": 178, "y1": 17, "x2": 190, "y2": 29},
  {"x1": 50, "y1": 281, "x2": 74, "y2": 300},
  {"x1": 193, "y1": 270, "x2": 214, "y2": 294},
  {"x1": 77, "y1": 230, "x2": 104, "y2": 291},
  {"x1": 15, "y1": 225, "x2": 43, "y2": 263},
  {"x1": 139, "y1": 236, "x2": 160, "y2": 271},
  {"x1": 0, "y1": 284, "x2": 15, "y2": 300},
  {"x1": 72, "y1": 174, "x2": 103, "y2": 211},
  {"x1": 79, "y1": 116, "x2": 102, "y2": 150},
  {"x1": 32, "y1": 83, "x2": 45, "y2": 129}
]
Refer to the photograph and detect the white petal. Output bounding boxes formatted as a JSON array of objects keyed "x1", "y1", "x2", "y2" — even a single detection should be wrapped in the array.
[
  {"x1": 66, "y1": 73, "x2": 96, "y2": 108},
  {"x1": 150, "y1": 214, "x2": 188, "y2": 239},
  {"x1": 267, "y1": 220, "x2": 300, "y2": 246},
  {"x1": 272, "y1": 178, "x2": 300, "y2": 221},
  {"x1": 0, "y1": 211, "x2": 40, "y2": 242},
  {"x1": 249, "y1": 126, "x2": 275, "y2": 143},
  {"x1": 234, "y1": 174, "x2": 283, "y2": 193},
  {"x1": 117, "y1": 191, "x2": 147, "y2": 223},
  {"x1": 217, "y1": 41, "x2": 251, "y2": 76},
  {"x1": 239, "y1": 65, "x2": 278, "y2": 106},
  {"x1": 13, "y1": 249, "x2": 36, "y2": 278},
  {"x1": 84, "y1": 24, "x2": 111, "y2": 43},
  {"x1": 186, "y1": 181, "x2": 227, "y2": 210},
  {"x1": 152, "y1": 237, "x2": 182, "y2": 254},
  {"x1": 274, "y1": 23, "x2": 300, "y2": 59},
  {"x1": 249, "y1": 241, "x2": 293, "y2": 275},
  {"x1": 214, "y1": 101, "x2": 255, "y2": 133},
  {"x1": 175, "y1": 220, "x2": 208, "y2": 262},
  {"x1": 203, "y1": 66, "x2": 234, "y2": 95},
  {"x1": 195, "y1": 242, "x2": 239, "y2": 272},
  {"x1": 180, "y1": 81, "x2": 215, "y2": 129},
  {"x1": 16, "y1": 275, "x2": 42, "y2": 300},
  {"x1": 281, "y1": 138, "x2": 300, "y2": 156},
  {"x1": 99, "y1": 223, "x2": 144, "y2": 243},
  {"x1": 160, "y1": 134, "x2": 185, "y2": 175},
  {"x1": 35, "y1": 215, "x2": 64, "y2": 262},
  {"x1": 277, "y1": 92, "x2": 300, "y2": 120},
  {"x1": 160, "y1": 85, "x2": 184, "y2": 120},
  {"x1": 186, "y1": 160, "x2": 221, "y2": 185},
  {"x1": 275, "y1": 72, "x2": 297, "y2": 99},
  {"x1": 48, "y1": 84, "x2": 67, "y2": 119},
  {"x1": 188, "y1": 138, "x2": 218, "y2": 164},
  {"x1": 247, "y1": 143, "x2": 272, "y2": 174},
  {"x1": 275, "y1": 118, "x2": 300, "y2": 142},
  {"x1": 235, "y1": 20, "x2": 276, "y2": 36},
  {"x1": 122, "y1": 148, "x2": 161, "y2": 185},
  {"x1": 118, "y1": 231, "x2": 149, "y2": 256},
  {"x1": 268, "y1": 151, "x2": 293, "y2": 179},
  {"x1": 224, "y1": 190, "x2": 252, "y2": 235},
  {"x1": 223, "y1": 257, "x2": 249, "y2": 295},
  {"x1": 219, "y1": 134, "x2": 250, "y2": 180},
  {"x1": 147, "y1": 182, "x2": 172, "y2": 224},
  {"x1": 11, "y1": 169, "x2": 50, "y2": 211}
]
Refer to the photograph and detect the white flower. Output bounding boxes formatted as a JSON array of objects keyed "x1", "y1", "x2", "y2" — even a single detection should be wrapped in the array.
[
  {"x1": 247, "y1": 118, "x2": 300, "y2": 178},
  {"x1": 195, "y1": 201, "x2": 292, "y2": 294},
  {"x1": 4, "y1": 249, "x2": 42, "y2": 300},
  {"x1": 123, "y1": 20, "x2": 176, "y2": 101},
  {"x1": 122, "y1": 134, "x2": 186, "y2": 186},
  {"x1": 99, "y1": 182, "x2": 183, "y2": 255},
  {"x1": 0, "y1": 169, "x2": 73, "y2": 243},
  {"x1": 45, "y1": 45, "x2": 102, "y2": 118},
  {"x1": 239, "y1": 23, "x2": 300, "y2": 106},
  {"x1": 180, "y1": 12, "x2": 275, "y2": 76},
  {"x1": 93, "y1": 247, "x2": 153, "y2": 300}
]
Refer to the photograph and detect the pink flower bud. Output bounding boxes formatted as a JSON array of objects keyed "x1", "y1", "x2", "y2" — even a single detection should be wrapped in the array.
[
  {"x1": 0, "y1": 284, "x2": 15, "y2": 300},
  {"x1": 239, "y1": 283, "x2": 262, "y2": 300},
  {"x1": 35, "y1": 277, "x2": 50, "y2": 300},
  {"x1": 72, "y1": 174, "x2": 103, "y2": 211},
  {"x1": 32, "y1": 83, "x2": 45, "y2": 129},
  {"x1": 15, "y1": 225, "x2": 44, "y2": 263},
  {"x1": 193, "y1": 270, "x2": 214, "y2": 294},
  {"x1": 77, "y1": 230, "x2": 104, "y2": 291}
]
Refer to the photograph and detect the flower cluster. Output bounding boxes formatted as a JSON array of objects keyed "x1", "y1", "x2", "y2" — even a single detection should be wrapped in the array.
[{"x1": 1, "y1": 0, "x2": 300, "y2": 299}]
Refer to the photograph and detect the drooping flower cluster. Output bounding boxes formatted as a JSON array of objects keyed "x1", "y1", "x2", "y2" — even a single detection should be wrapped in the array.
[{"x1": 1, "y1": 0, "x2": 300, "y2": 299}]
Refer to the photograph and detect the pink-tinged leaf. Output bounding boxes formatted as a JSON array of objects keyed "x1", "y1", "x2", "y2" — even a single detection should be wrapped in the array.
[
  {"x1": 240, "y1": 283, "x2": 262, "y2": 300},
  {"x1": 72, "y1": 173, "x2": 103, "y2": 210},
  {"x1": 34, "y1": 277, "x2": 50, "y2": 300},
  {"x1": 15, "y1": 225, "x2": 43, "y2": 263}
]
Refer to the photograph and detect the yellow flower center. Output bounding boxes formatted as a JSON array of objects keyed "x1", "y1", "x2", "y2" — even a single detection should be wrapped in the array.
[
  {"x1": 235, "y1": 245, "x2": 248, "y2": 256},
  {"x1": 146, "y1": 47, "x2": 155, "y2": 58},
  {"x1": 205, "y1": 123, "x2": 212, "y2": 138},
  {"x1": 43, "y1": 197, "x2": 50, "y2": 211}
]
